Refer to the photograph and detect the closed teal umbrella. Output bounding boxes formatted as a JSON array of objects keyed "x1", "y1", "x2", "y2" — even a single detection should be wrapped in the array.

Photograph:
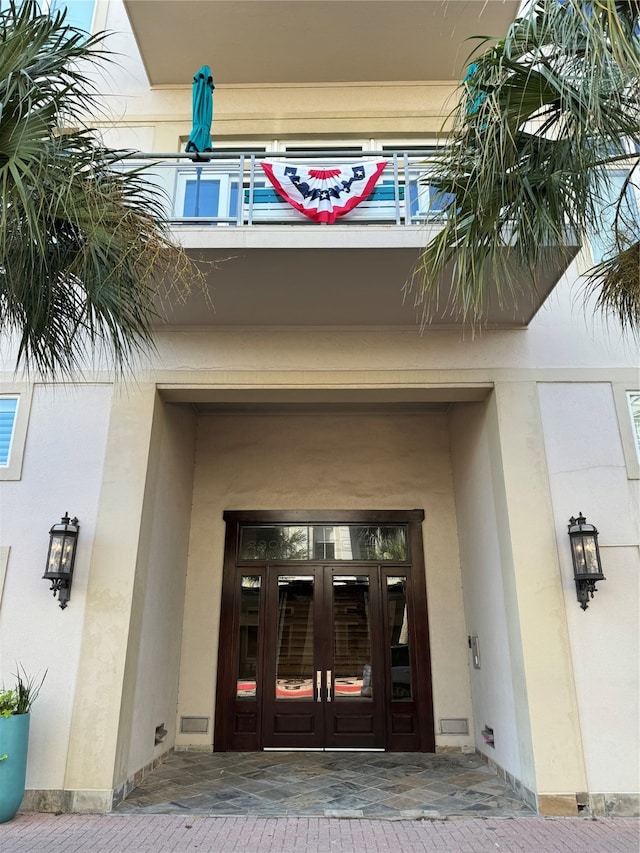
[{"x1": 185, "y1": 65, "x2": 214, "y2": 153}]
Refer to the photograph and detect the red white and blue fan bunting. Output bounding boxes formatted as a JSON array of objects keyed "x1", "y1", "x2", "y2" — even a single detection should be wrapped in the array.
[{"x1": 260, "y1": 160, "x2": 387, "y2": 223}]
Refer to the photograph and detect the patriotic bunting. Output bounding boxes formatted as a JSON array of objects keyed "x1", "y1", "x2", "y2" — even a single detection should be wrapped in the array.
[{"x1": 260, "y1": 160, "x2": 388, "y2": 223}]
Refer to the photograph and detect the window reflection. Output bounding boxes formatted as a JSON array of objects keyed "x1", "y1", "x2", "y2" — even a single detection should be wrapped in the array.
[
  {"x1": 239, "y1": 524, "x2": 407, "y2": 561},
  {"x1": 387, "y1": 576, "x2": 412, "y2": 700},
  {"x1": 333, "y1": 576, "x2": 372, "y2": 700},
  {"x1": 240, "y1": 526, "x2": 309, "y2": 561},
  {"x1": 351, "y1": 526, "x2": 407, "y2": 561},
  {"x1": 236, "y1": 576, "x2": 261, "y2": 698},
  {"x1": 275, "y1": 577, "x2": 314, "y2": 700},
  {"x1": 313, "y1": 526, "x2": 336, "y2": 560}
]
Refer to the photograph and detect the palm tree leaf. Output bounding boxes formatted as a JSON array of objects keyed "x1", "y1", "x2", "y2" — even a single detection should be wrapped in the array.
[
  {"x1": 412, "y1": 0, "x2": 640, "y2": 331},
  {"x1": 0, "y1": 0, "x2": 206, "y2": 376}
]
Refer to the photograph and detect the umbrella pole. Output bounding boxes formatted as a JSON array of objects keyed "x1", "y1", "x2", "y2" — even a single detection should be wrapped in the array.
[{"x1": 194, "y1": 166, "x2": 202, "y2": 217}]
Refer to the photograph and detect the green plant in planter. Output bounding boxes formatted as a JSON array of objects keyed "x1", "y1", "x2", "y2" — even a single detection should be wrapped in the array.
[
  {"x1": 0, "y1": 667, "x2": 46, "y2": 823},
  {"x1": 0, "y1": 690, "x2": 19, "y2": 719},
  {"x1": 0, "y1": 668, "x2": 46, "y2": 718}
]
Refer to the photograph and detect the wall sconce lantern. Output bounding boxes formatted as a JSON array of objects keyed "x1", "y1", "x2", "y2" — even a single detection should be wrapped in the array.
[
  {"x1": 568, "y1": 513, "x2": 605, "y2": 610},
  {"x1": 43, "y1": 513, "x2": 79, "y2": 609}
]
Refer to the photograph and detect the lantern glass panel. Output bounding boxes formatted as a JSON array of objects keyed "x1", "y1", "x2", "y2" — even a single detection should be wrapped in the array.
[
  {"x1": 47, "y1": 537, "x2": 63, "y2": 574},
  {"x1": 46, "y1": 532, "x2": 76, "y2": 576},
  {"x1": 61, "y1": 537, "x2": 75, "y2": 573},
  {"x1": 571, "y1": 535, "x2": 601, "y2": 577}
]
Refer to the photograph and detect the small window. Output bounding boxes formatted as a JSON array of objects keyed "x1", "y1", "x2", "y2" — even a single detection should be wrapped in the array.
[
  {"x1": 0, "y1": 397, "x2": 18, "y2": 467},
  {"x1": 174, "y1": 168, "x2": 236, "y2": 222},
  {"x1": 628, "y1": 392, "x2": 640, "y2": 462},
  {"x1": 0, "y1": 386, "x2": 32, "y2": 480},
  {"x1": 590, "y1": 171, "x2": 640, "y2": 263},
  {"x1": 183, "y1": 178, "x2": 221, "y2": 218}
]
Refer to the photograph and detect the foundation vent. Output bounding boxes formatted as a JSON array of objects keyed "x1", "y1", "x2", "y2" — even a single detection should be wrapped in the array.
[
  {"x1": 180, "y1": 716, "x2": 209, "y2": 734},
  {"x1": 439, "y1": 718, "x2": 469, "y2": 735}
]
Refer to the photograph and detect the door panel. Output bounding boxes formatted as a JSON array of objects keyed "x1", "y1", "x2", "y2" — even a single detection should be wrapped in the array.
[
  {"x1": 383, "y1": 570, "x2": 421, "y2": 749},
  {"x1": 274, "y1": 576, "x2": 315, "y2": 700},
  {"x1": 215, "y1": 511, "x2": 435, "y2": 752},
  {"x1": 262, "y1": 566, "x2": 386, "y2": 750},
  {"x1": 324, "y1": 569, "x2": 385, "y2": 748},
  {"x1": 262, "y1": 572, "x2": 324, "y2": 748}
]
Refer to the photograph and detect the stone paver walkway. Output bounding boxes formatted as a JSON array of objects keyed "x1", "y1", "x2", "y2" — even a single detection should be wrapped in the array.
[
  {"x1": 4, "y1": 813, "x2": 640, "y2": 852},
  {"x1": 115, "y1": 751, "x2": 535, "y2": 818}
]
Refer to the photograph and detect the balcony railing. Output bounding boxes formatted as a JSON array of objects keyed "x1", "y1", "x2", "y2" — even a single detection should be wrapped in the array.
[{"x1": 121, "y1": 150, "x2": 451, "y2": 227}]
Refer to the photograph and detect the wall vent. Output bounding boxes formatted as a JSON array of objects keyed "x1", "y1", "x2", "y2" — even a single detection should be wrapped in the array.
[
  {"x1": 439, "y1": 718, "x2": 469, "y2": 735},
  {"x1": 481, "y1": 726, "x2": 495, "y2": 747},
  {"x1": 180, "y1": 716, "x2": 209, "y2": 734}
]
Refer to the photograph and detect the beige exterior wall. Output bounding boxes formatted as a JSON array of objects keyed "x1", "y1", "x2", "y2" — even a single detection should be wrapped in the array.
[
  {"x1": 96, "y1": 80, "x2": 456, "y2": 151},
  {"x1": 489, "y1": 382, "x2": 588, "y2": 803},
  {"x1": 176, "y1": 410, "x2": 473, "y2": 750},
  {"x1": 0, "y1": 384, "x2": 113, "y2": 791},
  {"x1": 119, "y1": 401, "x2": 197, "y2": 781},
  {"x1": 449, "y1": 399, "x2": 527, "y2": 783},
  {"x1": 538, "y1": 382, "x2": 640, "y2": 797},
  {"x1": 63, "y1": 385, "x2": 159, "y2": 810}
]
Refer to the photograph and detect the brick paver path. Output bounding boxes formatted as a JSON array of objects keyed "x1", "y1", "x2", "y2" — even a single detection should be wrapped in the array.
[{"x1": 2, "y1": 813, "x2": 639, "y2": 852}]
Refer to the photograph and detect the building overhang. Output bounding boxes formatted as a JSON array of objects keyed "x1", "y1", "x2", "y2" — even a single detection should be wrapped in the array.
[
  {"x1": 123, "y1": 0, "x2": 521, "y2": 87},
  {"x1": 159, "y1": 224, "x2": 579, "y2": 329},
  {"x1": 157, "y1": 385, "x2": 495, "y2": 410}
]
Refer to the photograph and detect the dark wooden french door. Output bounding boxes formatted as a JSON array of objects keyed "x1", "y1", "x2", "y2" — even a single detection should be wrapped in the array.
[
  {"x1": 214, "y1": 511, "x2": 435, "y2": 753},
  {"x1": 262, "y1": 564, "x2": 385, "y2": 749}
]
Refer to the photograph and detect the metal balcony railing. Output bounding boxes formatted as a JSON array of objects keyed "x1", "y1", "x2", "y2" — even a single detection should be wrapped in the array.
[{"x1": 119, "y1": 150, "x2": 451, "y2": 227}]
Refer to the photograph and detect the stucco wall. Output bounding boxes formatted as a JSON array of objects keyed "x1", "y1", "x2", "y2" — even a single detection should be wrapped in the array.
[
  {"x1": 449, "y1": 399, "x2": 524, "y2": 781},
  {"x1": 538, "y1": 382, "x2": 640, "y2": 795},
  {"x1": 176, "y1": 410, "x2": 473, "y2": 749},
  {"x1": 0, "y1": 384, "x2": 113, "y2": 790},
  {"x1": 123, "y1": 401, "x2": 197, "y2": 778}
]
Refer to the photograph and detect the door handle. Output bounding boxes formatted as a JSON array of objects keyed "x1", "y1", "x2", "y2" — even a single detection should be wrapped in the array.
[
  {"x1": 315, "y1": 670, "x2": 321, "y2": 702},
  {"x1": 326, "y1": 670, "x2": 332, "y2": 702}
]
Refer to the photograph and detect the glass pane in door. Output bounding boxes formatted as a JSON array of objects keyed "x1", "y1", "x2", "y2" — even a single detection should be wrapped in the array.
[
  {"x1": 387, "y1": 576, "x2": 412, "y2": 700},
  {"x1": 236, "y1": 576, "x2": 261, "y2": 698},
  {"x1": 333, "y1": 575, "x2": 372, "y2": 699},
  {"x1": 275, "y1": 576, "x2": 314, "y2": 700}
]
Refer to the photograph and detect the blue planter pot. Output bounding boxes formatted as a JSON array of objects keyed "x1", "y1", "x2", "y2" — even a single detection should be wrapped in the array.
[{"x1": 0, "y1": 713, "x2": 30, "y2": 823}]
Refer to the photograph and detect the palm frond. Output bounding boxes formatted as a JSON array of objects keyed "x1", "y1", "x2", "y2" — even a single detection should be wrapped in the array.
[
  {"x1": 0, "y1": 0, "x2": 206, "y2": 377},
  {"x1": 586, "y1": 239, "x2": 640, "y2": 331},
  {"x1": 412, "y1": 0, "x2": 640, "y2": 333}
]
